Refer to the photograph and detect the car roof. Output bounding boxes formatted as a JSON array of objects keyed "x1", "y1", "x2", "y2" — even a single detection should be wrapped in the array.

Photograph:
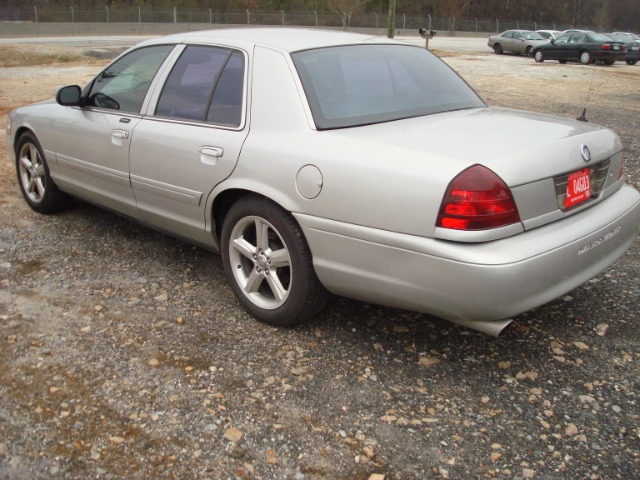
[{"x1": 137, "y1": 27, "x2": 400, "y2": 53}]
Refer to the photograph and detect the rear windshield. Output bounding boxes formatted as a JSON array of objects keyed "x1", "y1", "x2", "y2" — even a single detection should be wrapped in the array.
[{"x1": 291, "y1": 44, "x2": 484, "y2": 130}]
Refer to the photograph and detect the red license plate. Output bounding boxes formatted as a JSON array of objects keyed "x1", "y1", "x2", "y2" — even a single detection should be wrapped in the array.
[{"x1": 565, "y1": 168, "x2": 591, "y2": 208}]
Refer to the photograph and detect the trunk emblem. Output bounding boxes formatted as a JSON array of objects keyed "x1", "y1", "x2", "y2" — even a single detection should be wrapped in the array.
[{"x1": 581, "y1": 144, "x2": 592, "y2": 162}]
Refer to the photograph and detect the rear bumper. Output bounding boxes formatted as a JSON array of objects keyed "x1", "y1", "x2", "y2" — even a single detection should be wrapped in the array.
[{"x1": 295, "y1": 184, "x2": 640, "y2": 334}]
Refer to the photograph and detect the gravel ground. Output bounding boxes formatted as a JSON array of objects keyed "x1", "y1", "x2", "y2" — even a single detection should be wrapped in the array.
[{"x1": 0, "y1": 40, "x2": 639, "y2": 480}]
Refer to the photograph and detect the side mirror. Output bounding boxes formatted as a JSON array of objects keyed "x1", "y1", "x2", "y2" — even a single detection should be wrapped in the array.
[
  {"x1": 56, "y1": 85, "x2": 82, "y2": 106},
  {"x1": 550, "y1": 38, "x2": 555, "y2": 44}
]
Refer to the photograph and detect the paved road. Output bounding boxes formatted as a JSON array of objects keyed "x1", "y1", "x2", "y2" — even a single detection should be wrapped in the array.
[{"x1": 0, "y1": 33, "x2": 491, "y2": 53}]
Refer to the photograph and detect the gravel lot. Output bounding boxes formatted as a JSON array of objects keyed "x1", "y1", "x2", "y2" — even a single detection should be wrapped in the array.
[{"x1": 1, "y1": 38, "x2": 639, "y2": 480}]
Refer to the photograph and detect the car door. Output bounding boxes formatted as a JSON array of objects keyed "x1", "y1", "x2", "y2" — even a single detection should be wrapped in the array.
[
  {"x1": 501, "y1": 31, "x2": 514, "y2": 52},
  {"x1": 129, "y1": 45, "x2": 249, "y2": 245},
  {"x1": 567, "y1": 32, "x2": 587, "y2": 60},
  {"x1": 53, "y1": 45, "x2": 175, "y2": 215},
  {"x1": 545, "y1": 33, "x2": 571, "y2": 59},
  {"x1": 511, "y1": 31, "x2": 524, "y2": 53}
]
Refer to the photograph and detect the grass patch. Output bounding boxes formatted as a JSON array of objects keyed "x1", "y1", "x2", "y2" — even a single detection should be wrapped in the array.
[{"x1": 0, "y1": 46, "x2": 82, "y2": 67}]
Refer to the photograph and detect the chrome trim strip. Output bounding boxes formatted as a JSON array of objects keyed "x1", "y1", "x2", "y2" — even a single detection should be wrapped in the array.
[
  {"x1": 57, "y1": 154, "x2": 130, "y2": 186},
  {"x1": 130, "y1": 174, "x2": 202, "y2": 206}
]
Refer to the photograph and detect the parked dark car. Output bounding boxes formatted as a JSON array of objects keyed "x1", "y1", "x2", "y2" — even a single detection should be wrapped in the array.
[
  {"x1": 604, "y1": 32, "x2": 640, "y2": 65},
  {"x1": 533, "y1": 31, "x2": 626, "y2": 65}
]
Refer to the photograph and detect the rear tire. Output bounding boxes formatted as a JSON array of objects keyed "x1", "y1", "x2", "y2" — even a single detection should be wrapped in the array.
[
  {"x1": 534, "y1": 49, "x2": 545, "y2": 63},
  {"x1": 493, "y1": 44, "x2": 503, "y2": 55},
  {"x1": 15, "y1": 132, "x2": 69, "y2": 214},
  {"x1": 220, "y1": 195, "x2": 329, "y2": 327},
  {"x1": 626, "y1": 59, "x2": 637, "y2": 65},
  {"x1": 579, "y1": 50, "x2": 593, "y2": 65}
]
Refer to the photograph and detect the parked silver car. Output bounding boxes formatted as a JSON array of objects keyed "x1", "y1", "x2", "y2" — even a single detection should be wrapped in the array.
[
  {"x1": 7, "y1": 28, "x2": 640, "y2": 335},
  {"x1": 488, "y1": 30, "x2": 549, "y2": 55}
]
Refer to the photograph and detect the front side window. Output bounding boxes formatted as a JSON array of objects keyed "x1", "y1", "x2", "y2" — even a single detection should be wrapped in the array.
[
  {"x1": 86, "y1": 45, "x2": 173, "y2": 113},
  {"x1": 503, "y1": 31, "x2": 514, "y2": 38},
  {"x1": 513, "y1": 32, "x2": 523, "y2": 40},
  {"x1": 155, "y1": 45, "x2": 245, "y2": 127},
  {"x1": 555, "y1": 34, "x2": 570, "y2": 45},
  {"x1": 292, "y1": 44, "x2": 485, "y2": 130}
]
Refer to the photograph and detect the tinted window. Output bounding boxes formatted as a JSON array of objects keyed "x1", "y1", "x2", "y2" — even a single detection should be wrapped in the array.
[
  {"x1": 586, "y1": 33, "x2": 614, "y2": 42},
  {"x1": 513, "y1": 32, "x2": 523, "y2": 39},
  {"x1": 503, "y1": 31, "x2": 514, "y2": 38},
  {"x1": 555, "y1": 34, "x2": 571, "y2": 44},
  {"x1": 156, "y1": 46, "x2": 245, "y2": 127},
  {"x1": 206, "y1": 51, "x2": 245, "y2": 126},
  {"x1": 570, "y1": 33, "x2": 585, "y2": 44},
  {"x1": 292, "y1": 45, "x2": 484, "y2": 130},
  {"x1": 87, "y1": 45, "x2": 173, "y2": 113}
]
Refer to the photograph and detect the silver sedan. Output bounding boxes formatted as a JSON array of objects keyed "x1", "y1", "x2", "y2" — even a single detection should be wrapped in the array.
[
  {"x1": 6, "y1": 28, "x2": 640, "y2": 335},
  {"x1": 488, "y1": 29, "x2": 549, "y2": 55}
]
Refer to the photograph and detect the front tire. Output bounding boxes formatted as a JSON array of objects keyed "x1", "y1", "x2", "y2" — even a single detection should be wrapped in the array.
[
  {"x1": 220, "y1": 195, "x2": 329, "y2": 327},
  {"x1": 626, "y1": 59, "x2": 637, "y2": 65},
  {"x1": 579, "y1": 50, "x2": 593, "y2": 65},
  {"x1": 493, "y1": 44, "x2": 503, "y2": 55},
  {"x1": 534, "y1": 49, "x2": 545, "y2": 62},
  {"x1": 15, "y1": 132, "x2": 68, "y2": 214}
]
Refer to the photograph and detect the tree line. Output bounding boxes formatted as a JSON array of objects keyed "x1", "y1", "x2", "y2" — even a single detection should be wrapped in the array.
[{"x1": 2, "y1": 0, "x2": 638, "y2": 32}]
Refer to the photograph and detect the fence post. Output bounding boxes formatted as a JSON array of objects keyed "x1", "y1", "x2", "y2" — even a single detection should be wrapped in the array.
[
  {"x1": 281, "y1": 10, "x2": 285, "y2": 26},
  {"x1": 209, "y1": 8, "x2": 212, "y2": 24},
  {"x1": 173, "y1": 6, "x2": 177, "y2": 30},
  {"x1": 516, "y1": 20, "x2": 519, "y2": 29},
  {"x1": 374, "y1": 13, "x2": 378, "y2": 32},
  {"x1": 534, "y1": 21, "x2": 537, "y2": 30},
  {"x1": 428, "y1": 14, "x2": 431, "y2": 31},
  {"x1": 452, "y1": 15, "x2": 455, "y2": 34},
  {"x1": 496, "y1": 18, "x2": 499, "y2": 32},
  {"x1": 71, "y1": 6, "x2": 74, "y2": 23},
  {"x1": 246, "y1": 9, "x2": 250, "y2": 25},
  {"x1": 138, "y1": 6, "x2": 141, "y2": 24},
  {"x1": 475, "y1": 17, "x2": 478, "y2": 32},
  {"x1": 314, "y1": 11, "x2": 318, "y2": 27},
  {"x1": 106, "y1": 6, "x2": 109, "y2": 24},
  {"x1": 34, "y1": 6, "x2": 38, "y2": 23},
  {"x1": 553, "y1": 23, "x2": 556, "y2": 30},
  {"x1": 402, "y1": 13, "x2": 405, "y2": 29}
]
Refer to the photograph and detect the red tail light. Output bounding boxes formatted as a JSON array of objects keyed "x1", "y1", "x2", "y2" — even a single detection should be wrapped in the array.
[
  {"x1": 437, "y1": 165, "x2": 520, "y2": 231},
  {"x1": 602, "y1": 44, "x2": 612, "y2": 50}
]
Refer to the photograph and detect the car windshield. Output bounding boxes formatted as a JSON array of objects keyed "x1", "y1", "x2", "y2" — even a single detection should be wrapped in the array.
[
  {"x1": 524, "y1": 32, "x2": 545, "y2": 40},
  {"x1": 291, "y1": 44, "x2": 484, "y2": 130}
]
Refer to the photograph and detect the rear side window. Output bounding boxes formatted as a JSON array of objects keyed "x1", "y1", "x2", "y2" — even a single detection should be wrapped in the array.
[{"x1": 156, "y1": 45, "x2": 245, "y2": 127}]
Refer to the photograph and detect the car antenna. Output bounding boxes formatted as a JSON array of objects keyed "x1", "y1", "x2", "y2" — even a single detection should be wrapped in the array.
[
  {"x1": 576, "y1": 108, "x2": 588, "y2": 122},
  {"x1": 577, "y1": 59, "x2": 598, "y2": 122}
]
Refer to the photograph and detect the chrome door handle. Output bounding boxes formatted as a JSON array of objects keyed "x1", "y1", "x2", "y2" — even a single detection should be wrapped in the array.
[
  {"x1": 200, "y1": 147, "x2": 223, "y2": 165},
  {"x1": 112, "y1": 130, "x2": 129, "y2": 139}
]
